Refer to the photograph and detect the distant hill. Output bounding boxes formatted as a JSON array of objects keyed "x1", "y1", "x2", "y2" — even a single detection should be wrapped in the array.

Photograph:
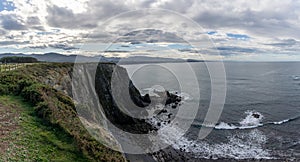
[
  {"x1": 0, "y1": 56, "x2": 38, "y2": 63},
  {"x1": 0, "y1": 53, "x2": 104, "y2": 63},
  {"x1": 0, "y1": 53, "x2": 203, "y2": 64}
]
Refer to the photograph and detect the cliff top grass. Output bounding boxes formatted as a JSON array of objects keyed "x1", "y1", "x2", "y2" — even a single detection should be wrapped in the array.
[
  {"x1": 0, "y1": 63, "x2": 125, "y2": 162},
  {"x1": 0, "y1": 95, "x2": 89, "y2": 161}
]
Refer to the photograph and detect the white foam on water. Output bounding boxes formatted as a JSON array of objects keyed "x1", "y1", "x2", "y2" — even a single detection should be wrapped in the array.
[
  {"x1": 178, "y1": 92, "x2": 193, "y2": 101},
  {"x1": 215, "y1": 122, "x2": 237, "y2": 130},
  {"x1": 142, "y1": 87, "x2": 192, "y2": 102},
  {"x1": 214, "y1": 111, "x2": 299, "y2": 130},
  {"x1": 292, "y1": 75, "x2": 300, "y2": 80},
  {"x1": 214, "y1": 110, "x2": 264, "y2": 130},
  {"x1": 169, "y1": 128, "x2": 272, "y2": 159},
  {"x1": 147, "y1": 115, "x2": 273, "y2": 159},
  {"x1": 269, "y1": 114, "x2": 300, "y2": 125},
  {"x1": 143, "y1": 87, "x2": 161, "y2": 97},
  {"x1": 239, "y1": 110, "x2": 264, "y2": 126},
  {"x1": 191, "y1": 131, "x2": 269, "y2": 159},
  {"x1": 273, "y1": 119, "x2": 290, "y2": 125}
]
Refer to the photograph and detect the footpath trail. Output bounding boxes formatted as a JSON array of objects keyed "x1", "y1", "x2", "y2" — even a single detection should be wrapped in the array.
[
  {"x1": 0, "y1": 100, "x2": 20, "y2": 155},
  {"x1": 0, "y1": 96, "x2": 89, "y2": 161}
]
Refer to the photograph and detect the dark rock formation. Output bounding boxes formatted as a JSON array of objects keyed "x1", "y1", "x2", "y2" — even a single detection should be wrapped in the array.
[
  {"x1": 166, "y1": 91, "x2": 182, "y2": 105},
  {"x1": 129, "y1": 81, "x2": 151, "y2": 107},
  {"x1": 252, "y1": 113, "x2": 260, "y2": 118},
  {"x1": 94, "y1": 63, "x2": 181, "y2": 134}
]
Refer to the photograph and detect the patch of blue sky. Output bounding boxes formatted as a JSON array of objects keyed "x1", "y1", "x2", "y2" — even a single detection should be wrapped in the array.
[
  {"x1": 0, "y1": 0, "x2": 15, "y2": 12},
  {"x1": 167, "y1": 44, "x2": 192, "y2": 50},
  {"x1": 36, "y1": 29, "x2": 61, "y2": 35},
  {"x1": 37, "y1": 31, "x2": 55, "y2": 35},
  {"x1": 51, "y1": 29, "x2": 61, "y2": 33},
  {"x1": 207, "y1": 31, "x2": 217, "y2": 35},
  {"x1": 226, "y1": 33, "x2": 250, "y2": 40}
]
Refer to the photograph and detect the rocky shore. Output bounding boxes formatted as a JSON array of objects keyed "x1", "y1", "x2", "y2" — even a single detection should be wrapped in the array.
[{"x1": 94, "y1": 64, "x2": 182, "y2": 134}]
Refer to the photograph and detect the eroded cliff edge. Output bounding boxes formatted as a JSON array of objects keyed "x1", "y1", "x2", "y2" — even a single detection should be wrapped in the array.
[
  {"x1": 0, "y1": 62, "x2": 181, "y2": 161},
  {"x1": 0, "y1": 63, "x2": 124, "y2": 161}
]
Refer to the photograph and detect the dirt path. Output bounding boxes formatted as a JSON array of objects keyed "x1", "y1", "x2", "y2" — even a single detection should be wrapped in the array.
[{"x1": 0, "y1": 102, "x2": 20, "y2": 155}]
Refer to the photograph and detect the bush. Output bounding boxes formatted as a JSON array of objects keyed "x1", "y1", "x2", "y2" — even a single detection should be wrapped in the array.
[
  {"x1": 20, "y1": 83, "x2": 52, "y2": 105},
  {"x1": 0, "y1": 56, "x2": 38, "y2": 63}
]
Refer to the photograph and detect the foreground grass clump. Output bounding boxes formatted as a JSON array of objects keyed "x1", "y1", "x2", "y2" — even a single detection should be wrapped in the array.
[
  {"x1": 0, "y1": 95, "x2": 89, "y2": 161},
  {"x1": 0, "y1": 63, "x2": 125, "y2": 162}
]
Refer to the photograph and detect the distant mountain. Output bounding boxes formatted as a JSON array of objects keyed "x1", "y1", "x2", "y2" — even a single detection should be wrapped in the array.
[
  {"x1": 118, "y1": 56, "x2": 184, "y2": 64},
  {"x1": 0, "y1": 53, "x2": 203, "y2": 63},
  {"x1": 0, "y1": 53, "x2": 107, "y2": 63}
]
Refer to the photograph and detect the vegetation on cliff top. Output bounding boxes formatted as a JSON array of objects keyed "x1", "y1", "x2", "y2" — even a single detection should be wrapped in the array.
[
  {"x1": 0, "y1": 56, "x2": 38, "y2": 63},
  {"x1": 0, "y1": 63, "x2": 125, "y2": 161},
  {"x1": 0, "y1": 95, "x2": 89, "y2": 161}
]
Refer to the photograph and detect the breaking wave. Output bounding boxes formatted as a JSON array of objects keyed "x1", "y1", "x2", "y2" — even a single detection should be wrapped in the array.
[
  {"x1": 203, "y1": 111, "x2": 300, "y2": 130},
  {"x1": 215, "y1": 111, "x2": 264, "y2": 130},
  {"x1": 170, "y1": 129, "x2": 272, "y2": 159},
  {"x1": 147, "y1": 111, "x2": 273, "y2": 159}
]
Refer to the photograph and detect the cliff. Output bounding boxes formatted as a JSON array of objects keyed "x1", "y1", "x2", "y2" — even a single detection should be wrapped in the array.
[
  {"x1": 0, "y1": 63, "x2": 125, "y2": 161},
  {"x1": 0, "y1": 62, "x2": 180, "y2": 161}
]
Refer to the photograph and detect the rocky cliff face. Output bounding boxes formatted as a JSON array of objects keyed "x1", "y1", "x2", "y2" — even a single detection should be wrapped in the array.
[
  {"x1": 37, "y1": 63, "x2": 181, "y2": 160},
  {"x1": 94, "y1": 64, "x2": 155, "y2": 134},
  {"x1": 42, "y1": 63, "x2": 181, "y2": 134}
]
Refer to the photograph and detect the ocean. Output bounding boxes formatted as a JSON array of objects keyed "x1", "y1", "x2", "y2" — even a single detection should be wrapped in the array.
[{"x1": 122, "y1": 62, "x2": 300, "y2": 160}]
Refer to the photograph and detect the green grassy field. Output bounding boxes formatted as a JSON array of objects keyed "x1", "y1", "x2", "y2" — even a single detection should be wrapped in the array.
[{"x1": 0, "y1": 95, "x2": 89, "y2": 161}]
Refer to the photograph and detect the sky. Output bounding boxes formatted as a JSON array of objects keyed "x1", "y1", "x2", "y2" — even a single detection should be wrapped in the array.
[{"x1": 0, "y1": 0, "x2": 300, "y2": 61}]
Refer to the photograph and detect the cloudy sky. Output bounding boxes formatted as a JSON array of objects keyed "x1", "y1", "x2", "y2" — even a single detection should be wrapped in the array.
[{"x1": 1, "y1": 0, "x2": 300, "y2": 61}]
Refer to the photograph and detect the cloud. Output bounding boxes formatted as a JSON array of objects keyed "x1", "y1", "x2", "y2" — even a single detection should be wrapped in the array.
[
  {"x1": 48, "y1": 43, "x2": 79, "y2": 50},
  {"x1": 0, "y1": 14, "x2": 26, "y2": 30},
  {"x1": 0, "y1": 40, "x2": 29, "y2": 45},
  {"x1": 265, "y1": 39, "x2": 298, "y2": 47},
  {"x1": 45, "y1": 0, "x2": 129, "y2": 29},
  {"x1": 217, "y1": 46, "x2": 259, "y2": 55},
  {"x1": 116, "y1": 29, "x2": 185, "y2": 44},
  {"x1": 0, "y1": 0, "x2": 300, "y2": 60}
]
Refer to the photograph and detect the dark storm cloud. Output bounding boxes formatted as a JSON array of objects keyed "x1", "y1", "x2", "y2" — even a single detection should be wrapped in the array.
[
  {"x1": 41, "y1": 0, "x2": 300, "y2": 41},
  {"x1": 0, "y1": 40, "x2": 29, "y2": 45},
  {"x1": 27, "y1": 43, "x2": 78, "y2": 50},
  {"x1": 217, "y1": 46, "x2": 257, "y2": 53},
  {"x1": 178, "y1": 45, "x2": 261, "y2": 56},
  {"x1": 265, "y1": 39, "x2": 298, "y2": 47},
  {"x1": 116, "y1": 29, "x2": 185, "y2": 44},
  {"x1": 0, "y1": 28, "x2": 6, "y2": 35},
  {"x1": 27, "y1": 16, "x2": 41, "y2": 25},
  {"x1": 192, "y1": 5, "x2": 300, "y2": 39},
  {"x1": 46, "y1": 5, "x2": 77, "y2": 28},
  {"x1": 0, "y1": 14, "x2": 26, "y2": 30},
  {"x1": 46, "y1": 0, "x2": 129, "y2": 29},
  {"x1": 216, "y1": 46, "x2": 262, "y2": 56},
  {"x1": 49, "y1": 43, "x2": 79, "y2": 50}
]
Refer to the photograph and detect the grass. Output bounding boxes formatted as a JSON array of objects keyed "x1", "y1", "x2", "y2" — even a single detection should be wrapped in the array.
[
  {"x1": 0, "y1": 95, "x2": 90, "y2": 161},
  {"x1": 0, "y1": 63, "x2": 125, "y2": 161},
  {"x1": 0, "y1": 63, "x2": 26, "y2": 72}
]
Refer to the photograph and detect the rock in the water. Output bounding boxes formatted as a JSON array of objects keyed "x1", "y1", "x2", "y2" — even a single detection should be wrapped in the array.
[
  {"x1": 252, "y1": 113, "x2": 260, "y2": 118},
  {"x1": 165, "y1": 91, "x2": 181, "y2": 105}
]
